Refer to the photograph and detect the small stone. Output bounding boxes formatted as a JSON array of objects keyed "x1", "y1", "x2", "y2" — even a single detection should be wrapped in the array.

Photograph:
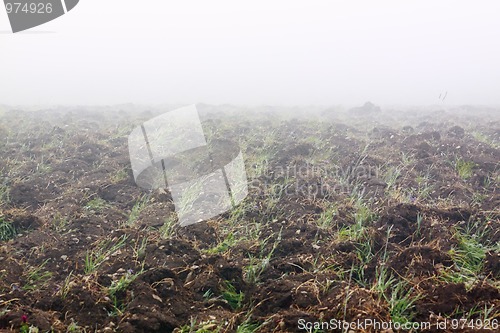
[
  {"x1": 202, "y1": 324, "x2": 217, "y2": 330},
  {"x1": 152, "y1": 294, "x2": 163, "y2": 303}
]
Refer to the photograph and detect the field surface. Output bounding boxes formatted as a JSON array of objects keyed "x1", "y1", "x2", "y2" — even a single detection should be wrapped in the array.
[{"x1": 0, "y1": 105, "x2": 499, "y2": 332}]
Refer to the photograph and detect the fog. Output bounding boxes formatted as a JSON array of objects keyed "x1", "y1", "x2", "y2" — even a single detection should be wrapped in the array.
[{"x1": 1, "y1": 0, "x2": 500, "y2": 107}]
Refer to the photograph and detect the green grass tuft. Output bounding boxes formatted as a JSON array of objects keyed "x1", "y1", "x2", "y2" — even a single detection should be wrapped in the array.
[
  {"x1": 455, "y1": 158, "x2": 476, "y2": 180},
  {"x1": 222, "y1": 282, "x2": 245, "y2": 310},
  {"x1": 0, "y1": 216, "x2": 16, "y2": 241}
]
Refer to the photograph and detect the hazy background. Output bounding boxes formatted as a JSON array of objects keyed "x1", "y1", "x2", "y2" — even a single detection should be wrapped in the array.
[{"x1": 1, "y1": 0, "x2": 500, "y2": 107}]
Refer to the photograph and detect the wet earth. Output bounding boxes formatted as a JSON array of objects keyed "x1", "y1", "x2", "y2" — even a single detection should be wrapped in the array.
[{"x1": 0, "y1": 105, "x2": 498, "y2": 332}]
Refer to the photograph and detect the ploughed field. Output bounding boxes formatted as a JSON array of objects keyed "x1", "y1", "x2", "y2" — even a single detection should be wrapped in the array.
[{"x1": 0, "y1": 106, "x2": 498, "y2": 332}]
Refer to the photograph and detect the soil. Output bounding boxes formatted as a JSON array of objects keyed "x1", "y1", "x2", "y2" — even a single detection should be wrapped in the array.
[{"x1": 0, "y1": 106, "x2": 498, "y2": 332}]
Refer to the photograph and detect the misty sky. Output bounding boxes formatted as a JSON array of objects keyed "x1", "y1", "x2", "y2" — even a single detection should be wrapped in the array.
[{"x1": 1, "y1": 1, "x2": 500, "y2": 106}]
